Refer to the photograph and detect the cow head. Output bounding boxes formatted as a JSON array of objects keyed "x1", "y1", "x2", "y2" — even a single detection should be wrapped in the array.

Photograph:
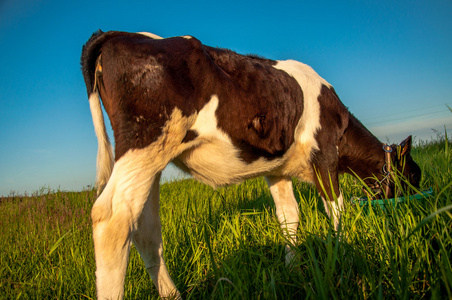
[{"x1": 374, "y1": 136, "x2": 422, "y2": 199}]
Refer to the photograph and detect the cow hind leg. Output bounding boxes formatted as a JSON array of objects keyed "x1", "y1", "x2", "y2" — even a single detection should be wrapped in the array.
[
  {"x1": 92, "y1": 191, "x2": 132, "y2": 300},
  {"x1": 92, "y1": 150, "x2": 174, "y2": 299},
  {"x1": 266, "y1": 176, "x2": 300, "y2": 265},
  {"x1": 132, "y1": 172, "x2": 180, "y2": 299},
  {"x1": 92, "y1": 180, "x2": 137, "y2": 299}
]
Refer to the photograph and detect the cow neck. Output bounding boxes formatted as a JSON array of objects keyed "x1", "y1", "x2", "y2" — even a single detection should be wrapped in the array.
[{"x1": 338, "y1": 113, "x2": 385, "y2": 183}]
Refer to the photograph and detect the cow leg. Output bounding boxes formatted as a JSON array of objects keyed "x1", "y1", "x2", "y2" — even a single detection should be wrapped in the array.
[
  {"x1": 320, "y1": 192, "x2": 344, "y2": 231},
  {"x1": 132, "y1": 172, "x2": 180, "y2": 299},
  {"x1": 266, "y1": 176, "x2": 299, "y2": 265},
  {"x1": 91, "y1": 150, "x2": 171, "y2": 300},
  {"x1": 312, "y1": 159, "x2": 343, "y2": 231}
]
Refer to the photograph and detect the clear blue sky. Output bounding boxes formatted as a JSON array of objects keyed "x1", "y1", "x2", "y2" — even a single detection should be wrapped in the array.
[{"x1": 1, "y1": 0, "x2": 451, "y2": 196}]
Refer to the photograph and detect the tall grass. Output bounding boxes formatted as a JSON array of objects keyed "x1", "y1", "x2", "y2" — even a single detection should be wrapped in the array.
[
  {"x1": 1, "y1": 139, "x2": 451, "y2": 299},
  {"x1": 0, "y1": 189, "x2": 96, "y2": 298}
]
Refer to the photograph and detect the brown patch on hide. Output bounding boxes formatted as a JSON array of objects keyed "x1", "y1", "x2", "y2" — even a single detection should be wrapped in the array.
[{"x1": 83, "y1": 31, "x2": 304, "y2": 162}]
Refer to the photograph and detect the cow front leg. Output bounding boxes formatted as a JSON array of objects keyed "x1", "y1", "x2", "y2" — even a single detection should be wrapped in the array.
[
  {"x1": 320, "y1": 192, "x2": 344, "y2": 231},
  {"x1": 266, "y1": 176, "x2": 299, "y2": 265},
  {"x1": 312, "y1": 163, "x2": 343, "y2": 231},
  {"x1": 132, "y1": 173, "x2": 180, "y2": 299}
]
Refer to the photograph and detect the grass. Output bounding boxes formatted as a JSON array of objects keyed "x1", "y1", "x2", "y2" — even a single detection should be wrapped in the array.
[{"x1": 1, "y1": 138, "x2": 451, "y2": 299}]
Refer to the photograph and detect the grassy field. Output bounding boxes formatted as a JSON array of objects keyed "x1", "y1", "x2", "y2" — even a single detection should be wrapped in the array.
[{"x1": 1, "y1": 138, "x2": 451, "y2": 299}]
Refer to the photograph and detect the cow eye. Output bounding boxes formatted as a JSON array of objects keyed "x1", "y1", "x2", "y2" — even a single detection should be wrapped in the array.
[{"x1": 411, "y1": 172, "x2": 420, "y2": 183}]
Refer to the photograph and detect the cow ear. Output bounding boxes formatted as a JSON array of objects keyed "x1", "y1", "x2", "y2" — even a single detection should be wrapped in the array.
[{"x1": 400, "y1": 135, "x2": 412, "y2": 156}]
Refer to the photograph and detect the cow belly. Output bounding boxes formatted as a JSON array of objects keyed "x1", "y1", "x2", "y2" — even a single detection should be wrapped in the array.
[{"x1": 176, "y1": 138, "x2": 284, "y2": 188}]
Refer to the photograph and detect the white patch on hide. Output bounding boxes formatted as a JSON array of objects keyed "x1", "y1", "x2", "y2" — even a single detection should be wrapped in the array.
[
  {"x1": 137, "y1": 32, "x2": 164, "y2": 39},
  {"x1": 271, "y1": 60, "x2": 332, "y2": 182},
  {"x1": 273, "y1": 60, "x2": 330, "y2": 148},
  {"x1": 178, "y1": 95, "x2": 284, "y2": 187}
]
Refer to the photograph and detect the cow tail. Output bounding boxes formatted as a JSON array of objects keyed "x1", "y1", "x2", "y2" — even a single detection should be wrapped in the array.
[
  {"x1": 81, "y1": 30, "x2": 114, "y2": 195},
  {"x1": 89, "y1": 84, "x2": 114, "y2": 195}
]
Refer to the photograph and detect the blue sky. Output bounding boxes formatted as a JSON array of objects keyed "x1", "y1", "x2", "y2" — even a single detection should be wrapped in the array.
[{"x1": 0, "y1": 0, "x2": 451, "y2": 196}]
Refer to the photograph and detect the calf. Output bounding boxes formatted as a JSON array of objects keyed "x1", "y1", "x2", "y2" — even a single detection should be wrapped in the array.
[{"x1": 81, "y1": 30, "x2": 421, "y2": 299}]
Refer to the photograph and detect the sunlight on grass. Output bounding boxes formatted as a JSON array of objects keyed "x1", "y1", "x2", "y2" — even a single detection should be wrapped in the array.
[{"x1": 1, "y1": 138, "x2": 451, "y2": 299}]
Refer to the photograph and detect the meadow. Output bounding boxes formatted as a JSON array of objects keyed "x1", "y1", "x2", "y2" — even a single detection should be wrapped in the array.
[{"x1": 1, "y1": 137, "x2": 451, "y2": 299}]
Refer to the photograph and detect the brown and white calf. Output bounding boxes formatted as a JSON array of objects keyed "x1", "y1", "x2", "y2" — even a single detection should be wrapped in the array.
[{"x1": 81, "y1": 30, "x2": 421, "y2": 299}]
